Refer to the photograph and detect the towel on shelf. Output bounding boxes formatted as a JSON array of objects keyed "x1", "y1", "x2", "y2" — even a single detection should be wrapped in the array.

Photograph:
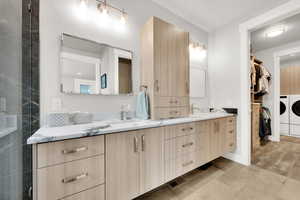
[{"x1": 136, "y1": 91, "x2": 149, "y2": 120}]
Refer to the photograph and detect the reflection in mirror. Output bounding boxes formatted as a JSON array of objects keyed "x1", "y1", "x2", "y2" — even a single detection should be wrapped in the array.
[{"x1": 60, "y1": 33, "x2": 133, "y2": 95}]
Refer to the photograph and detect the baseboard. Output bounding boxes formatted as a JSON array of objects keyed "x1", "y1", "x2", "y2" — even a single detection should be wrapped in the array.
[{"x1": 223, "y1": 152, "x2": 250, "y2": 166}]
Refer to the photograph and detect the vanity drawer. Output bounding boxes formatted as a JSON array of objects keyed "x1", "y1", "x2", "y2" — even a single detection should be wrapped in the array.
[
  {"x1": 157, "y1": 97, "x2": 189, "y2": 107},
  {"x1": 226, "y1": 135, "x2": 236, "y2": 152},
  {"x1": 37, "y1": 155, "x2": 104, "y2": 200},
  {"x1": 37, "y1": 135, "x2": 104, "y2": 168},
  {"x1": 165, "y1": 134, "x2": 199, "y2": 160},
  {"x1": 165, "y1": 152, "x2": 198, "y2": 182},
  {"x1": 61, "y1": 185, "x2": 105, "y2": 200},
  {"x1": 226, "y1": 117, "x2": 236, "y2": 127},
  {"x1": 155, "y1": 106, "x2": 189, "y2": 119},
  {"x1": 165, "y1": 122, "x2": 196, "y2": 140}
]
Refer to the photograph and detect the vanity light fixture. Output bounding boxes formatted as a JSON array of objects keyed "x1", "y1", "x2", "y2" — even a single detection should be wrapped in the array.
[
  {"x1": 96, "y1": 0, "x2": 128, "y2": 24},
  {"x1": 265, "y1": 25, "x2": 287, "y2": 38},
  {"x1": 189, "y1": 42, "x2": 207, "y2": 60}
]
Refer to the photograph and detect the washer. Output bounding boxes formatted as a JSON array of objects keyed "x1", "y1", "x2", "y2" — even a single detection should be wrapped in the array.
[
  {"x1": 289, "y1": 95, "x2": 300, "y2": 137},
  {"x1": 280, "y1": 96, "x2": 289, "y2": 136}
]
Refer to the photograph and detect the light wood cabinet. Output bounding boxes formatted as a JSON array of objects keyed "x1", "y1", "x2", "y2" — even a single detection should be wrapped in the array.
[
  {"x1": 280, "y1": 66, "x2": 300, "y2": 95},
  {"x1": 196, "y1": 120, "x2": 211, "y2": 165},
  {"x1": 141, "y1": 16, "x2": 190, "y2": 119},
  {"x1": 37, "y1": 156, "x2": 104, "y2": 200},
  {"x1": 106, "y1": 131, "x2": 140, "y2": 200},
  {"x1": 106, "y1": 128, "x2": 164, "y2": 200},
  {"x1": 34, "y1": 117, "x2": 237, "y2": 200}
]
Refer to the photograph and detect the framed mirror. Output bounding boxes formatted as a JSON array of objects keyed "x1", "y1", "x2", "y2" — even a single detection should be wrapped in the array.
[{"x1": 60, "y1": 33, "x2": 133, "y2": 95}]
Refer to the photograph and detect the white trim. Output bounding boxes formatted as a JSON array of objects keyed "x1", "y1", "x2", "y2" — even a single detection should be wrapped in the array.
[
  {"x1": 61, "y1": 52, "x2": 101, "y2": 64},
  {"x1": 239, "y1": 0, "x2": 300, "y2": 165},
  {"x1": 273, "y1": 46, "x2": 300, "y2": 141}
]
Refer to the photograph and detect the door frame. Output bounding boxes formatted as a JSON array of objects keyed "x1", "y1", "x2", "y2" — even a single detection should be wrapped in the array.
[
  {"x1": 239, "y1": 0, "x2": 300, "y2": 165},
  {"x1": 274, "y1": 46, "x2": 300, "y2": 140}
]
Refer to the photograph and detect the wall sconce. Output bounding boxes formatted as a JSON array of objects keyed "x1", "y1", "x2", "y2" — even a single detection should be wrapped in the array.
[
  {"x1": 189, "y1": 42, "x2": 207, "y2": 61},
  {"x1": 96, "y1": 0, "x2": 128, "y2": 24},
  {"x1": 77, "y1": 0, "x2": 128, "y2": 25}
]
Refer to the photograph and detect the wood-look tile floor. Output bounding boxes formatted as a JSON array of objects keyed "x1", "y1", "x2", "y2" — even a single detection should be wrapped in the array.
[
  {"x1": 136, "y1": 155, "x2": 300, "y2": 200},
  {"x1": 253, "y1": 136, "x2": 300, "y2": 181}
]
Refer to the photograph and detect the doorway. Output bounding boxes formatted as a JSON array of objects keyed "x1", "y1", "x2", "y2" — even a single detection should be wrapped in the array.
[{"x1": 239, "y1": 1, "x2": 300, "y2": 166}]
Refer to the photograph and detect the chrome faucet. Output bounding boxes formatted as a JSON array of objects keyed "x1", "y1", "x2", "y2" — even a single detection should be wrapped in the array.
[{"x1": 191, "y1": 104, "x2": 201, "y2": 114}]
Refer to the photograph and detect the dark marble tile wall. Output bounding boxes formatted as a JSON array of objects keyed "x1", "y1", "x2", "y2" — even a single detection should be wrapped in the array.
[{"x1": 22, "y1": 0, "x2": 40, "y2": 199}]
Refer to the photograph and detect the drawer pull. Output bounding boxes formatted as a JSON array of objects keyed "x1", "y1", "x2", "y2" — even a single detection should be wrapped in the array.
[
  {"x1": 182, "y1": 127, "x2": 194, "y2": 131},
  {"x1": 141, "y1": 135, "x2": 145, "y2": 152},
  {"x1": 229, "y1": 130, "x2": 234, "y2": 134},
  {"x1": 134, "y1": 136, "x2": 138, "y2": 153},
  {"x1": 62, "y1": 173, "x2": 88, "y2": 184},
  {"x1": 229, "y1": 143, "x2": 234, "y2": 147},
  {"x1": 62, "y1": 147, "x2": 88, "y2": 154},
  {"x1": 169, "y1": 100, "x2": 179, "y2": 104},
  {"x1": 182, "y1": 142, "x2": 194, "y2": 148},
  {"x1": 182, "y1": 160, "x2": 194, "y2": 167},
  {"x1": 170, "y1": 111, "x2": 179, "y2": 115},
  {"x1": 229, "y1": 120, "x2": 233, "y2": 123}
]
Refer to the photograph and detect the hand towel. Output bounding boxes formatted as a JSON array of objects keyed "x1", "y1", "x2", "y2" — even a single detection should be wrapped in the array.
[{"x1": 136, "y1": 91, "x2": 149, "y2": 120}]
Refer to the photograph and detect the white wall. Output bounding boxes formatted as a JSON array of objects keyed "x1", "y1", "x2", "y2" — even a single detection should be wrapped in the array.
[
  {"x1": 208, "y1": 22, "x2": 244, "y2": 163},
  {"x1": 281, "y1": 57, "x2": 300, "y2": 67},
  {"x1": 40, "y1": 0, "x2": 209, "y2": 124}
]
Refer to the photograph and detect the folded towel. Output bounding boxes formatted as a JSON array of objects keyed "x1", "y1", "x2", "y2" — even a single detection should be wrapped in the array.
[{"x1": 136, "y1": 91, "x2": 149, "y2": 120}]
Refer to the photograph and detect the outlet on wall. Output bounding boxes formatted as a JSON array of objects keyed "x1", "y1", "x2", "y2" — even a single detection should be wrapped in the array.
[{"x1": 51, "y1": 97, "x2": 62, "y2": 112}]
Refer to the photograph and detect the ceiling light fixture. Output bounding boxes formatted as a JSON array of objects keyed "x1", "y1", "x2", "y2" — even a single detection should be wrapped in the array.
[{"x1": 265, "y1": 25, "x2": 286, "y2": 38}]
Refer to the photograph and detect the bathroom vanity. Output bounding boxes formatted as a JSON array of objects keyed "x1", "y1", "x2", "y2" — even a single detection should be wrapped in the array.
[{"x1": 28, "y1": 113, "x2": 236, "y2": 200}]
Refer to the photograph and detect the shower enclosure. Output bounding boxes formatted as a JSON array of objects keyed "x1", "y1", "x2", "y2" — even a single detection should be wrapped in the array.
[{"x1": 0, "y1": 0, "x2": 39, "y2": 199}]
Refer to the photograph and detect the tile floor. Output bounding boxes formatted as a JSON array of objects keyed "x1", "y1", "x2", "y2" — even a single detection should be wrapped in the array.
[
  {"x1": 136, "y1": 137, "x2": 300, "y2": 200},
  {"x1": 253, "y1": 136, "x2": 300, "y2": 181}
]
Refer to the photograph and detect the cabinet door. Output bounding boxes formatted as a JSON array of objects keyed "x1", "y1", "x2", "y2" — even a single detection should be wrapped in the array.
[
  {"x1": 209, "y1": 119, "x2": 223, "y2": 160},
  {"x1": 106, "y1": 131, "x2": 140, "y2": 200},
  {"x1": 290, "y1": 66, "x2": 300, "y2": 94},
  {"x1": 154, "y1": 18, "x2": 172, "y2": 97},
  {"x1": 140, "y1": 128, "x2": 164, "y2": 194},
  {"x1": 174, "y1": 31, "x2": 189, "y2": 97},
  {"x1": 196, "y1": 121, "x2": 211, "y2": 165},
  {"x1": 280, "y1": 67, "x2": 290, "y2": 95}
]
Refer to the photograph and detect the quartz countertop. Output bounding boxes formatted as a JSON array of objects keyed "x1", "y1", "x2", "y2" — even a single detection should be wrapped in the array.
[{"x1": 27, "y1": 112, "x2": 235, "y2": 144}]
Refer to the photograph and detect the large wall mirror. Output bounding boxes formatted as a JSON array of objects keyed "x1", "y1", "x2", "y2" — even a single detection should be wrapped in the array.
[{"x1": 60, "y1": 33, "x2": 133, "y2": 95}]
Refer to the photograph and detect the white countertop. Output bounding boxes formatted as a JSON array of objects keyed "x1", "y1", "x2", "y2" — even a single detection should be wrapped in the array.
[{"x1": 27, "y1": 112, "x2": 235, "y2": 144}]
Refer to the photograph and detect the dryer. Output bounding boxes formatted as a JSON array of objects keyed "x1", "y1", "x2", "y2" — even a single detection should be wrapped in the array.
[
  {"x1": 289, "y1": 95, "x2": 300, "y2": 137},
  {"x1": 280, "y1": 96, "x2": 289, "y2": 136}
]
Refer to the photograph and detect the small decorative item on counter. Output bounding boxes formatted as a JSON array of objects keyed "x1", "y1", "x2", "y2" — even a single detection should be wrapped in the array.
[
  {"x1": 47, "y1": 113, "x2": 71, "y2": 127},
  {"x1": 70, "y1": 112, "x2": 93, "y2": 125}
]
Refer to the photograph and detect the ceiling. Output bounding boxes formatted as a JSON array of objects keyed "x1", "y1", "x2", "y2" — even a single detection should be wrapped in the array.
[
  {"x1": 251, "y1": 13, "x2": 300, "y2": 52},
  {"x1": 151, "y1": 0, "x2": 289, "y2": 31}
]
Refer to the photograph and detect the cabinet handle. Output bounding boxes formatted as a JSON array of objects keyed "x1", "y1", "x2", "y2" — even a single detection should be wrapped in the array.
[
  {"x1": 182, "y1": 160, "x2": 194, "y2": 167},
  {"x1": 141, "y1": 135, "x2": 145, "y2": 152},
  {"x1": 62, "y1": 173, "x2": 88, "y2": 184},
  {"x1": 134, "y1": 136, "x2": 138, "y2": 153},
  {"x1": 169, "y1": 100, "x2": 179, "y2": 104},
  {"x1": 186, "y1": 82, "x2": 189, "y2": 94},
  {"x1": 170, "y1": 111, "x2": 179, "y2": 115},
  {"x1": 155, "y1": 80, "x2": 159, "y2": 92},
  {"x1": 229, "y1": 130, "x2": 234, "y2": 134},
  {"x1": 229, "y1": 143, "x2": 234, "y2": 147},
  {"x1": 62, "y1": 147, "x2": 88, "y2": 154},
  {"x1": 182, "y1": 142, "x2": 194, "y2": 148}
]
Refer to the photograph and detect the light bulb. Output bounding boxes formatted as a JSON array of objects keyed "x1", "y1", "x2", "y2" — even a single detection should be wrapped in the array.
[
  {"x1": 120, "y1": 14, "x2": 126, "y2": 25},
  {"x1": 76, "y1": 0, "x2": 88, "y2": 20}
]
